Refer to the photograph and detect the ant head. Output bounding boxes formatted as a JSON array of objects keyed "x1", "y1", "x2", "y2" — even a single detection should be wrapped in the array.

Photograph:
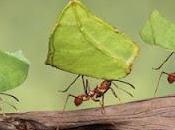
[
  {"x1": 167, "y1": 73, "x2": 175, "y2": 84},
  {"x1": 74, "y1": 96, "x2": 83, "y2": 106}
]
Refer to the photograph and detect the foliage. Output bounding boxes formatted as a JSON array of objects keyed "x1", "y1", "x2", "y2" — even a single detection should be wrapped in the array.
[
  {"x1": 0, "y1": 50, "x2": 29, "y2": 92},
  {"x1": 140, "y1": 10, "x2": 175, "y2": 51},
  {"x1": 46, "y1": 0, "x2": 139, "y2": 80}
]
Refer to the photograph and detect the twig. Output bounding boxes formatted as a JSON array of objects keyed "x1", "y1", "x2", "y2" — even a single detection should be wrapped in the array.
[{"x1": 0, "y1": 95, "x2": 175, "y2": 130}]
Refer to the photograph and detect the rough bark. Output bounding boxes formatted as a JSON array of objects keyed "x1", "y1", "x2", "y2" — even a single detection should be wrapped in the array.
[{"x1": 0, "y1": 95, "x2": 175, "y2": 130}]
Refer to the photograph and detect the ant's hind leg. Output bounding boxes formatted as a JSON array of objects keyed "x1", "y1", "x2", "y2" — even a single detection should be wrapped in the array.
[
  {"x1": 154, "y1": 71, "x2": 169, "y2": 96},
  {"x1": 153, "y1": 51, "x2": 174, "y2": 70},
  {"x1": 58, "y1": 75, "x2": 81, "y2": 93}
]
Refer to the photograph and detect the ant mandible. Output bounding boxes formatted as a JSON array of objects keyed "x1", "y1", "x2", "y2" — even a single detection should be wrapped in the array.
[
  {"x1": 153, "y1": 52, "x2": 175, "y2": 95},
  {"x1": 59, "y1": 75, "x2": 135, "y2": 111}
]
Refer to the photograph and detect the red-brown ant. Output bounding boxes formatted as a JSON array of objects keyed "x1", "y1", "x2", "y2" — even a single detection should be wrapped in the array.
[
  {"x1": 153, "y1": 52, "x2": 175, "y2": 95},
  {"x1": 59, "y1": 75, "x2": 135, "y2": 111}
]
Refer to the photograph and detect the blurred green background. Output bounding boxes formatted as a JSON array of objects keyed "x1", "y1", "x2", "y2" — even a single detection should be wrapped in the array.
[{"x1": 1, "y1": 0, "x2": 175, "y2": 112}]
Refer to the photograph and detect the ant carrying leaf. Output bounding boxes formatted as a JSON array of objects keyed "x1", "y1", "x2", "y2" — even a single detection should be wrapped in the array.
[
  {"x1": 152, "y1": 52, "x2": 175, "y2": 95},
  {"x1": 140, "y1": 10, "x2": 175, "y2": 95},
  {"x1": 45, "y1": 0, "x2": 139, "y2": 81},
  {"x1": 59, "y1": 75, "x2": 135, "y2": 111}
]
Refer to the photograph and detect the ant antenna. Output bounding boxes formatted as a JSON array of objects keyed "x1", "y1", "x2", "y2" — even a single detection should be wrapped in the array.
[
  {"x1": 154, "y1": 71, "x2": 168, "y2": 96},
  {"x1": 59, "y1": 75, "x2": 81, "y2": 93},
  {"x1": 112, "y1": 83, "x2": 133, "y2": 97},
  {"x1": 109, "y1": 87, "x2": 120, "y2": 101},
  {"x1": 153, "y1": 52, "x2": 174, "y2": 70},
  {"x1": 113, "y1": 80, "x2": 135, "y2": 89}
]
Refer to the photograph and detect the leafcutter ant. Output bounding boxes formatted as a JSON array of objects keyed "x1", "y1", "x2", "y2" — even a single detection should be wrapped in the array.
[
  {"x1": 59, "y1": 75, "x2": 135, "y2": 111},
  {"x1": 153, "y1": 52, "x2": 175, "y2": 95}
]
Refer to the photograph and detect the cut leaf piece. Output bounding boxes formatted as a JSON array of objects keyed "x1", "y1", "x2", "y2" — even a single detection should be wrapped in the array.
[
  {"x1": 140, "y1": 10, "x2": 175, "y2": 51},
  {"x1": 0, "y1": 50, "x2": 29, "y2": 92},
  {"x1": 46, "y1": 0, "x2": 139, "y2": 80}
]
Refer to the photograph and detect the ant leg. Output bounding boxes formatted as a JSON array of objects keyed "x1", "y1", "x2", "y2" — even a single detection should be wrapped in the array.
[
  {"x1": 154, "y1": 71, "x2": 169, "y2": 96},
  {"x1": 112, "y1": 83, "x2": 133, "y2": 97},
  {"x1": 91, "y1": 97, "x2": 104, "y2": 113},
  {"x1": 81, "y1": 76, "x2": 88, "y2": 95},
  {"x1": 153, "y1": 52, "x2": 174, "y2": 70},
  {"x1": 0, "y1": 93, "x2": 19, "y2": 102},
  {"x1": 2, "y1": 100, "x2": 18, "y2": 111},
  {"x1": 0, "y1": 96, "x2": 18, "y2": 116},
  {"x1": 63, "y1": 94, "x2": 77, "y2": 111},
  {"x1": 91, "y1": 98, "x2": 102, "y2": 106},
  {"x1": 101, "y1": 95, "x2": 105, "y2": 112},
  {"x1": 58, "y1": 75, "x2": 81, "y2": 93},
  {"x1": 85, "y1": 79, "x2": 90, "y2": 93},
  {"x1": 0, "y1": 93, "x2": 19, "y2": 114},
  {"x1": 109, "y1": 87, "x2": 120, "y2": 101},
  {"x1": 112, "y1": 80, "x2": 135, "y2": 89},
  {"x1": 92, "y1": 97, "x2": 100, "y2": 103}
]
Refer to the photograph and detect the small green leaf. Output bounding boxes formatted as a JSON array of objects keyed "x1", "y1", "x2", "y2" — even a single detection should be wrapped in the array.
[
  {"x1": 46, "y1": 0, "x2": 139, "y2": 80},
  {"x1": 140, "y1": 10, "x2": 175, "y2": 50},
  {"x1": 0, "y1": 50, "x2": 29, "y2": 92}
]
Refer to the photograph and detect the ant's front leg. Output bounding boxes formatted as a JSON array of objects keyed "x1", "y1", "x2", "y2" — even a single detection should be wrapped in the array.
[
  {"x1": 81, "y1": 76, "x2": 90, "y2": 95},
  {"x1": 153, "y1": 52, "x2": 174, "y2": 70}
]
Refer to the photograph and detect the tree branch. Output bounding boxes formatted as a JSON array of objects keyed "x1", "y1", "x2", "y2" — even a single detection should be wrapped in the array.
[{"x1": 0, "y1": 95, "x2": 175, "y2": 130}]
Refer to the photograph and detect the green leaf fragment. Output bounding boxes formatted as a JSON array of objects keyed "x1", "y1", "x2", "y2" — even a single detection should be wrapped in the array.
[
  {"x1": 46, "y1": 0, "x2": 139, "y2": 80},
  {"x1": 0, "y1": 50, "x2": 29, "y2": 92},
  {"x1": 140, "y1": 10, "x2": 175, "y2": 51}
]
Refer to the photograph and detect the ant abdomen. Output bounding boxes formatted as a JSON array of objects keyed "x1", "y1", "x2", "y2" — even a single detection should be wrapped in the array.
[
  {"x1": 74, "y1": 96, "x2": 83, "y2": 106},
  {"x1": 167, "y1": 73, "x2": 175, "y2": 84}
]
